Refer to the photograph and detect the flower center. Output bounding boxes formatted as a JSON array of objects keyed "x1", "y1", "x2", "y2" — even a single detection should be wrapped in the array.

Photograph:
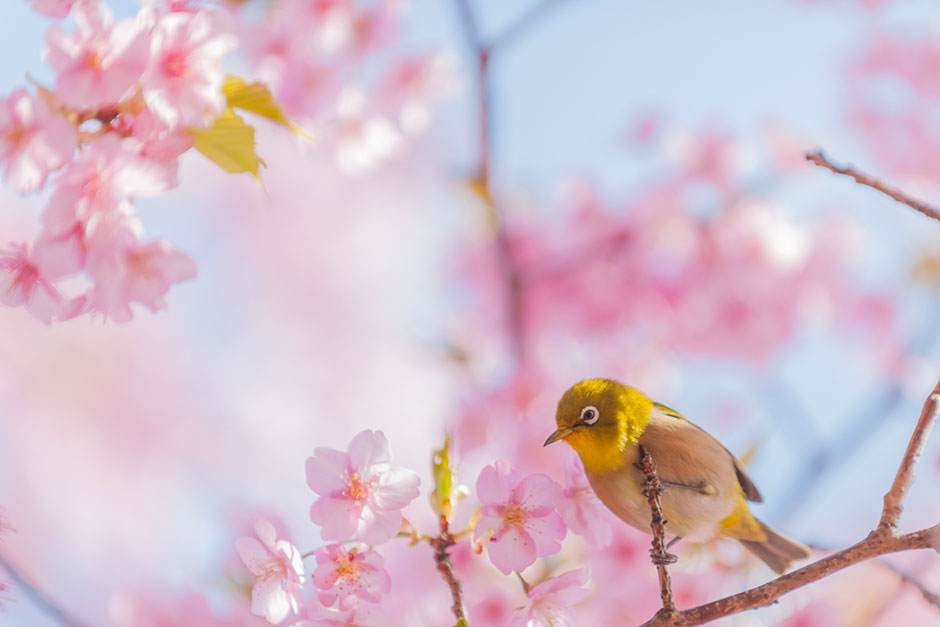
[
  {"x1": 4, "y1": 124, "x2": 28, "y2": 149},
  {"x1": 163, "y1": 51, "x2": 190, "y2": 78},
  {"x1": 343, "y1": 472, "x2": 371, "y2": 504}
]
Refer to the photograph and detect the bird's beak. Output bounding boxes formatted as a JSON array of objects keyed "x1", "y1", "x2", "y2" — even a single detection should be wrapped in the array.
[{"x1": 543, "y1": 426, "x2": 574, "y2": 447}]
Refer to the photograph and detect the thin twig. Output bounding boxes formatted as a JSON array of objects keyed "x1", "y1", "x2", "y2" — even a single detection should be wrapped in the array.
[
  {"x1": 454, "y1": 0, "x2": 526, "y2": 363},
  {"x1": 878, "y1": 560, "x2": 940, "y2": 613},
  {"x1": 429, "y1": 516, "x2": 467, "y2": 623},
  {"x1": 0, "y1": 551, "x2": 90, "y2": 627},
  {"x1": 490, "y1": 0, "x2": 569, "y2": 53},
  {"x1": 636, "y1": 445, "x2": 678, "y2": 617},
  {"x1": 881, "y1": 384, "x2": 940, "y2": 529},
  {"x1": 805, "y1": 150, "x2": 940, "y2": 224},
  {"x1": 639, "y1": 377, "x2": 940, "y2": 626}
]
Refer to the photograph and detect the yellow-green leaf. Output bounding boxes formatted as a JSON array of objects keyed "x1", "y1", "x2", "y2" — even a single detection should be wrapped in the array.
[
  {"x1": 190, "y1": 108, "x2": 263, "y2": 178},
  {"x1": 223, "y1": 75, "x2": 309, "y2": 139},
  {"x1": 430, "y1": 432, "x2": 457, "y2": 521}
]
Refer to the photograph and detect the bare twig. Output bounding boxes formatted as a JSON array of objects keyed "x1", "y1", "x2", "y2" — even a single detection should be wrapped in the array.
[
  {"x1": 454, "y1": 0, "x2": 528, "y2": 363},
  {"x1": 881, "y1": 389, "x2": 940, "y2": 529},
  {"x1": 639, "y1": 377, "x2": 940, "y2": 626},
  {"x1": 636, "y1": 446, "x2": 678, "y2": 617},
  {"x1": 805, "y1": 150, "x2": 940, "y2": 224},
  {"x1": 490, "y1": 0, "x2": 569, "y2": 53},
  {"x1": 429, "y1": 516, "x2": 467, "y2": 623},
  {"x1": 0, "y1": 550, "x2": 90, "y2": 627}
]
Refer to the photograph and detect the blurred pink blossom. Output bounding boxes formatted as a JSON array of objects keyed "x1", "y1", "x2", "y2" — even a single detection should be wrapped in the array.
[
  {"x1": 236, "y1": 519, "x2": 305, "y2": 625},
  {"x1": 43, "y1": 134, "x2": 175, "y2": 235},
  {"x1": 85, "y1": 236, "x2": 198, "y2": 322},
  {"x1": 306, "y1": 429, "x2": 420, "y2": 545},
  {"x1": 559, "y1": 451, "x2": 612, "y2": 548},
  {"x1": 312, "y1": 544, "x2": 390, "y2": 610},
  {"x1": 29, "y1": 0, "x2": 76, "y2": 18},
  {"x1": 142, "y1": 9, "x2": 236, "y2": 128},
  {"x1": 510, "y1": 568, "x2": 591, "y2": 627},
  {"x1": 44, "y1": 0, "x2": 150, "y2": 108},
  {"x1": 0, "y1": 242, "x2": 65, "y2": 324},
  {"x1": 473, "y1": 460, "x2": 566, "y2": 575},
  {"x1": 0, "y1": 89, "x2": 76, "y2": 193},
  {"x1": 293, "y1": 605, "x2": 387, "y2": 627}
]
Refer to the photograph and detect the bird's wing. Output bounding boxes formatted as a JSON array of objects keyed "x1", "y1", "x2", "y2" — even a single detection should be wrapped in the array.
[{"x1": 652, "y1": 402, "x2": 763, "y2": 503}]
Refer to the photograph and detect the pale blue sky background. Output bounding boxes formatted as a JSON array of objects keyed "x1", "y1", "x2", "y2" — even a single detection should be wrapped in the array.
[{"x1": 2, "y1": 1, "x2": 940, "y2": 625}]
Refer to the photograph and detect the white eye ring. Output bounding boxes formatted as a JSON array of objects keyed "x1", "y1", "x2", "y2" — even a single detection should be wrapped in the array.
[{"x1": 580, "y1": 405, "x2": 599, "y2": 425}]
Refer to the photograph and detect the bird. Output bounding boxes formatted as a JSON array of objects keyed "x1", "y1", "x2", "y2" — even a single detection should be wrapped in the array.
[{"x1": 543, "y1": 378, "x2": 810, "y2": 574}]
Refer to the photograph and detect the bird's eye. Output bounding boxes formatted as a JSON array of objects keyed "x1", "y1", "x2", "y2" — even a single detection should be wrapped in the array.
[{"x1": 580, "y1": 405, "x2": 599, "y2": 425}]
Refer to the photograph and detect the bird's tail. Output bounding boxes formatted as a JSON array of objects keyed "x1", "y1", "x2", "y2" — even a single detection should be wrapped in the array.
[{"x1": 738, "y1": 519, "x2": 811, "y2": 574}]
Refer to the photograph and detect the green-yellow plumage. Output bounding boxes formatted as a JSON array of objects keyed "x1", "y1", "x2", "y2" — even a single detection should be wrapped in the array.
[{"x1": 544, "y1": 378, "x2": 810, "y2": 574}]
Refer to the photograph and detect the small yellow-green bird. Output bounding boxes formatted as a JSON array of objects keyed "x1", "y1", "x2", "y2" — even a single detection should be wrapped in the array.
[{"x1": 544, "y1": 378, "x2": 810, "y2": 574}]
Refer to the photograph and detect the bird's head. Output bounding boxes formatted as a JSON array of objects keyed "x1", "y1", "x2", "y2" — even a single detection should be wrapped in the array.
[{"x1": 544, "y1": 378, "x2": 653, "y2": 474}]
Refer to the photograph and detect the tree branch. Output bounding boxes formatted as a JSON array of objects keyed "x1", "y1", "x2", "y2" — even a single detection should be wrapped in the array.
[
  {"x1": 805, "y1": 150, "x2": 940, "y2": 224},
  {"x1": 640, "y1": 377, "x2": 940, "y2": 626},
  {"x1": 454, "y1": 0, "x2": 526, "y2": 363},
  {"x1": 490, "y1": 0, "x2": 569, "y2": 53},
  {"x1": 636, "y1": 446, "x2": 677, "y2": 617},
  {"x1": 429, "y1": 517, "x2": 467, "y2": 624}
]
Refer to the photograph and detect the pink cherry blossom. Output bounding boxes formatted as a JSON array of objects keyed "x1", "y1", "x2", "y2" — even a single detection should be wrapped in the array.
[
  {"x1": 0, "y1": 89, "x2": 76, "y2": 193},
  {"x1": 0, "y1": 242, "x2": 65, "y2": 324},
  {"x1": 28, "y1": 0, "x2": 76, "y2": 19},
  {"x1": 42, "y1": 134, "x2": 176, "y2": 236},
  {"x1": 293, "y1": 605, "x2": 387, "y2": 627},
  {"x1": 306, "y1": 429, "x2": 420, "y2": 545},
  {"x1": 312, "y1": 544, "x2": 390, "y2": 610},
  {"x1": 142, "y1": 9, "x2": 236, "y2": 128},
  {"x1": 473, "y1": 460, "x2": 566, "y2": 575},
  {"x1": 235, "y1": 518, "x2": 305, "y2": 625},
  {"x1": 44, "y1": 1, "x2": 150, "y2": 108},
  {"x1": 511, "y1": 569, "x2": 591, "y2": 627},
  {"x1": 85, "y1": 236, "x2": 198, "y2": 323},
  {"x1": 559, "y1": 451, "x2": 612, "y2": 548}
]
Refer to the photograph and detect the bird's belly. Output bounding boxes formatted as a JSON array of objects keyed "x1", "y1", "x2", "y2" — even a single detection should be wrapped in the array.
[{"x1": 586, "y1": 463, "x2": 734, "y2": 541}]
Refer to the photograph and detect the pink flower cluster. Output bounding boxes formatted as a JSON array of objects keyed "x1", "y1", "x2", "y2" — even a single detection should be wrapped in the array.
[
  {"x1": 237, "y1": 430, "x2": 419, "y2": 624},
  {"x1": 1, "y1": 0, "x2": 236, "y2": 323},
  {"x1": 474, "y1": 460, "x2": 567, "y2": 575},
  {"x1": 461, "y1": 130, "x2": 894, "y2": 364},
  {"x1": 234, "y1": 0, "x2": 454, "y2": 175}
]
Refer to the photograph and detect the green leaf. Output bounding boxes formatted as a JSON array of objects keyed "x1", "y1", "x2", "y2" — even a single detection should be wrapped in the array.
[
  {"x1": 223, "y1": 75, "x2": 310, "y2": 139},
  {"x1": 190, "y1": 108, "x2": 263, "y2": 178},
  {"x1": 455, "y1": 618, "x2": 470, "y2": 627},
  {"x1": 430, "y1": 432, "x2": 457, "y2": 520}
]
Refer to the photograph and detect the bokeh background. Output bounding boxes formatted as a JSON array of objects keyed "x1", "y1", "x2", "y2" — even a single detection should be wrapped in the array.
[{"x1": 2, "y1": 0, "x2": 940, "y2": 625}]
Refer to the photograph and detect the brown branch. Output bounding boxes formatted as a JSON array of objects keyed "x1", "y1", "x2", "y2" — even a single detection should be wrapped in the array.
[
  {"x1": 490, "y1": 0, "x2": 569, "y2": 53},
  {"x1": 805, "y1": 150, "x2": 940, "y2": 224},
  {"x1": 639, "y1": 377, "x2": 940, "y2": 626},
  {"x1": 454, "y1": 0, "x2": 527, "y2": 364},
  {"x1": 881, "y1": 385, "x2": 940, "y2": 529},
  {"x1": 636, "y1": 445, "x2": 678, "y2": 617},
  {"x1": 429, "y1": 517, "x2": 467, "y2": 623}
]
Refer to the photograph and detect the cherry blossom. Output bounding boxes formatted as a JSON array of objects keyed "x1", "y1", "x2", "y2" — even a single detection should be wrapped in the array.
[
  {"x1": 84, "y1": 236, "x2": 197, "y2": 322},
  {"x1": 142, "y1": 9, "x2": 236, "y2": 128},
  {"x1": 29, "y1": 0, "x2": 77, "y2": 18},
  {"x1": 511, "y1": 569, "x2": 591, "y2": 627},
  {"x1": 0, "y1": 242, "x2": 65, "y2": 324},
  {"x1": 473, "y1": 460, "x2": 566, "y2": 575},
  {"x1": 312, "y1": 544, "x2": 390, "y2": 610},
  {"x1": 559, "y1": 451, "x2": 612, "y2": 548},
  {"x1": 42, "y1": 134, "x2": 175, "y2": 236},
  {"x1": 44, "y1": 1, "x2": 151, "y2": 108},
  {"x1": 306, "y1": 429, "x2": 420, "y2": 545},
  {"x1": 236, "y1": 518, "x2": 305, "y2": 625},
  {"x1": 0, "y1": 89, "x2": 76, "y2": 193},
  {"x1": 293, "y1": 605, "x2": 387, "y2": 627}
]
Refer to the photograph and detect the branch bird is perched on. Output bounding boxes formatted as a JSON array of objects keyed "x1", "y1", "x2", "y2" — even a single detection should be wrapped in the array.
[{"x1": 544, "y1": 379, "x2": 810, "y2": 574}]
